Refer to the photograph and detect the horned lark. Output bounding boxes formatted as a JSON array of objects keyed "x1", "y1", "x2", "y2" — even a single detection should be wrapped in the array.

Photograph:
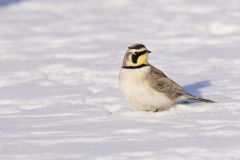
[{"x1": 119, "y1": 43, "x2": 215, "y2": 112}]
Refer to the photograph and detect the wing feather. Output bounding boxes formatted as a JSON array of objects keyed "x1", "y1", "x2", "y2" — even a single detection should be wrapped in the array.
[{"x1": 147, "y1": 65, "x2": 190, "y2": 100}]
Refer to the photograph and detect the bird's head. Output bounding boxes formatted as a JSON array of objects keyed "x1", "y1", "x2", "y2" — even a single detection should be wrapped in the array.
[{"x1": 122, "y1": 43, "x2": 151, "y2": 67}]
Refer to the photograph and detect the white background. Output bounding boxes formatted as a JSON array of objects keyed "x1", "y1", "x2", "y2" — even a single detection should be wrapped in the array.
[{"x1": 0, "y1": 0, "x2": 240, "y2": 159}]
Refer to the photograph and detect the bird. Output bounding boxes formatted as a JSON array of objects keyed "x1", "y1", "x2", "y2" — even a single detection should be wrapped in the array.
[{"x1": 119, "y1": 43, "x2": 215, "y2": 112}]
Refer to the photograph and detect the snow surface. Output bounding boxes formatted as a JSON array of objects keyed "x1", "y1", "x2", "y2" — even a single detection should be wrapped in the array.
[{"x1": 0, "y1": 0, "x2": 240, "y2": 159}]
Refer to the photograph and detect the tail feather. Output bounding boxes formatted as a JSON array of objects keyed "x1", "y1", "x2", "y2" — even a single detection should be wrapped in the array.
[{"x1": 190, "y1": 96, "x2": 216, "y2": 103}]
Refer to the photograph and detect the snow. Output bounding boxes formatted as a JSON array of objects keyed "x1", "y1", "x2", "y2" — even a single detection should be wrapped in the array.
[{"x1": 0, "y1": 0, "x2": 240, "y2": 159}]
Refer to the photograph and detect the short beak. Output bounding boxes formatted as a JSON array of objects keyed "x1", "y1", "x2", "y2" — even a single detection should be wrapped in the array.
[{"x1": 147, "y1": 50, "x2": 151, "y2": 54}]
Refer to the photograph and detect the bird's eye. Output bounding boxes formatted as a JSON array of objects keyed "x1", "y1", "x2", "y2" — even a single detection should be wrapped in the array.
[{"x1": 135, "y1": 51, "x2": 138, "y2": 54}]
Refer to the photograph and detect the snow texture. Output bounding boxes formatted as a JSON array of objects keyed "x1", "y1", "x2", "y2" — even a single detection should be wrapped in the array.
[{"x1": 0, "y1": 0, "x2": 240, "y2": 159}]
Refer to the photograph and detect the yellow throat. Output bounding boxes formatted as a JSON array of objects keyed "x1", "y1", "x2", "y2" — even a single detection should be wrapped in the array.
[{"x1": 136, "y1": 53, "x2": 148, "y2": 65}]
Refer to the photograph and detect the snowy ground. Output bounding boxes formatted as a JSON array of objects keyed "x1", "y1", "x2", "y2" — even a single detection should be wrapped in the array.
[{"x1": 0, "y1": 0, "x2": 240, "y2": 159}]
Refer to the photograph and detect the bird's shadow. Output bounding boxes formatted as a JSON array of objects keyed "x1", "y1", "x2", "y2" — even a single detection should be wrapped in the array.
[
  {"x1": 0, "y1": 0, "x2": 23, "y2": 7},
  {"x1": 177, "y1": 80, "x2": 212, "y2": 105},
  {"x1": 183, "y1": 80, "x2": 212, "y2": 97}
]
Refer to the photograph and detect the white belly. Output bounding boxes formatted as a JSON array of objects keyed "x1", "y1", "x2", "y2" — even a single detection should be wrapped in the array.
[{"x1": 119, "y1": 67, "x2": 174, "y2": 111}]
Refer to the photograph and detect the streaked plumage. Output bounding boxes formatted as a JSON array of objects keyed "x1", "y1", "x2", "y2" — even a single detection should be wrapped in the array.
[{"x1": 119, "y1": 43, "x2": 215, "y2": 112}]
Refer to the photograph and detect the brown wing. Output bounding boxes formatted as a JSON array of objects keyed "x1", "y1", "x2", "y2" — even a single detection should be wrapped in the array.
[{"x1": 147, "y1": 64, "x2": 191, "y2": 100}]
